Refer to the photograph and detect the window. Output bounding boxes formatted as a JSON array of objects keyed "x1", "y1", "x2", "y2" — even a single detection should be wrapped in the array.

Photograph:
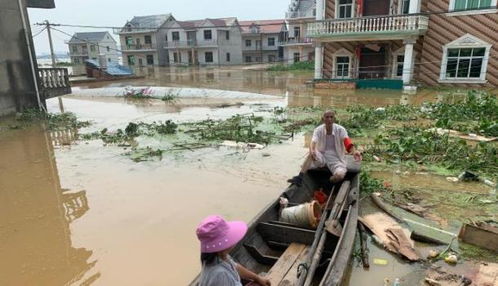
[
  {"x1": 90, "y1": 45, "x2": 96, "y2": 52},
  {"x1": 293, "y1": 27, "x2": 300, "y2": 38},
  {"x1": 335, "y1": 56, "x2": 350, "y2": 78},
  {"x1": 173, "y1": 52, "x2": 179, "y2": 63},
  {"x1": 226, "y1": 31, "x2": 230, "y2": 40},
  {"x1": 226, "y1": 52, "x2": 231, "y2": 62},
  {"x1": 106, "y1": 46, "x2": 110, "y2": 52},
  {"x1": 108, "y1": 58, "x2": 111, "y2": 62},
  {"x1": 268, "y1": 37, "x2": 275, "y2": 46},
  {"x1": 401, "y1": 0, "x2": 410, "y2": 14},
  {"x1": 204, "y1": 30, "x2": 212, "y2": 40},
  {"x1": 72, "y1": 46, "x2": 78, "y2": 53},
  {"x1": 395, "y1": 55, "x2": 404, "y2": 77},
  {"x1": 445, "y1": 48, "x2": 485, "y2": 78},
  {"x1": 245, "y1": 39, "x2": 252, "y2": 47},
  {"x1": 172, "y1": 32, "x2": 180, "y2": 41},
  {"x1": 268, "y1": 55, "x2": 276, "y2": 62},
  {"x1": 440, "y1": 34, "x2": 491, "y2": 82},
  {"x1": 452, "y1": 0, "x2": 493, "y2": 11},
  {"x1": 146, "y1": 55, "x2": 154, "y2": 65},
  {"x1": 144, "y1": 35, "x2": 152, "y2": 44},
  {"x1": 245, "y1": 56, "x2": 252, "y2": 63},
  {"x1": 127, "y1": 55, "x2": 135, "y2": 65},
  {"x1": 125, "y1": 36, "x2": 133, "y2": 46},
  {"x1": 337, "y1": 0, "x2": 354, "y2": 18},
  {"x1": 205, "y1": 51, "x2": 213, "y2": 63},
  {"x1": 73, "y1": 57, "x2": 80, "y2": 64},
  {"x1": 293, "y1": 52, "x2": 300, "y2": 63},
  {"x1": 165, "y1": 34, "x2": 168, "y2": 41},
  {"x1": 256, "y1": 40, "x2": 262, "y2": 49}
]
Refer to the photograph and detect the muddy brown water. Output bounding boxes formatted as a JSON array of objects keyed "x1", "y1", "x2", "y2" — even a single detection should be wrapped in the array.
[{"x1": 1, "y1": 68, "x2": 494, "y2": 285}]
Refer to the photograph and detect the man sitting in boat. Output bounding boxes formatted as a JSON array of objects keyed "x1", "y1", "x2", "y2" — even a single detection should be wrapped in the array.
[{"x1": 288, "y1": 110, "x2": 362, "y2": 186}]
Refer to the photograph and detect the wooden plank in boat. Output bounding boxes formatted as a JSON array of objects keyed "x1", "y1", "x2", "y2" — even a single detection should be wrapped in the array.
[
  {"x1": 265, "y1": 243, "x2": 307, "y2": 286},
  {"x1": 279, "y1": 244, "x2": 310, "y2": 286},
  {"x1": 257, "y1": 222, "x2": 316, "y2": 245}
]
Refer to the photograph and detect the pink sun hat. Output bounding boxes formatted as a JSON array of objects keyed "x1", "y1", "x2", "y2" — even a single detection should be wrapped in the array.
[{"x1": 196, "y1": 215, "x2": 248, "y2": 253}]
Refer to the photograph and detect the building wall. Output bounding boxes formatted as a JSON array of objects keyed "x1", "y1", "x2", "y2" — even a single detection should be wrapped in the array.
[
  {"x1": 0, "y1": 0, "x2": 40, "y2": 116},
  {"x1": 417, "y1": 0, "x2": 498, "y2": 87},
  {"x1": 119, "y1": 32, "x2": 160, "y2": 67},
  {"x1": 284, "y1": 46, "x2": 314, "y2": 64},
  {"x1": 216, "y1": 27, "x2": 243, "y2": 65}
]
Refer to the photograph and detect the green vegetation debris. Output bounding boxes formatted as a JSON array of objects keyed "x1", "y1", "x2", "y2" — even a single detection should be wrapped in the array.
[{"x1": 267, "y1": 61, "x2": 314, "y2": 71}]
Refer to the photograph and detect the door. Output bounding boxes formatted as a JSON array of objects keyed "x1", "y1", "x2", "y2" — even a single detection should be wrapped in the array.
[
  {"x1": 359, "y1": 46, "x2": 386, "y2": 79},
  {"x1": 363, "y1": 0, "x2": 390, "y2": 16},
  {"x1": 188, "y1": 51, "x2": 193, "y2": 64},
  {"x1": 187, "y1": 31, "x2": 196, "y2": 46}
]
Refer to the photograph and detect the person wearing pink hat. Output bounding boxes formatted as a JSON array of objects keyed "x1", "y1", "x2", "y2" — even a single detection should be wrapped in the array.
[{"x1": 196, "y1": 215, "x2": 271, "y2": 286}]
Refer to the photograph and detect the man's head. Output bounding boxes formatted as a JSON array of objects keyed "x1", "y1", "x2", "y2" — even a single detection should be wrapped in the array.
[{"x1": 322, "y1": 110, "x2": 336, "y2": 127}]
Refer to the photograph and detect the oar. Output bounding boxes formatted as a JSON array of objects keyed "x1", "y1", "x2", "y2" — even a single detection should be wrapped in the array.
[
  {"x1": 297, "y1": 180, "x2": 351, "y2": 286},
  {"x1": 325, "y1": 185, "x2": 354, "y2": 237}
]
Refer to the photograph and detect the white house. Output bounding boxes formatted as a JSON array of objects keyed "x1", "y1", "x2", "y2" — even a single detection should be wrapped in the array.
[{"x1": 67, "y1": 32, "x2": 119, "y2": 75}]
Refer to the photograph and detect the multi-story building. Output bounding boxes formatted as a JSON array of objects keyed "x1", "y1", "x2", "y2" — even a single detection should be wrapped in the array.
[
  {"x1": 118, "y1": 14, "x2": 175, "y2": 67},
  {"x1": 239, "y1": 20, "x2": 287, "y2": 63},
  {"x1": 162, "y1": 17, "x2": 243, "y2": 66},
  {"x1": 308, "y1": 0, "x2": 498, "y2": 89},
  {"x1": 283, "y1": 0, "x2": 316, "y2": 64},
  {"x1": 67, "y1": 32, "x2": 119, "y2": 75}
]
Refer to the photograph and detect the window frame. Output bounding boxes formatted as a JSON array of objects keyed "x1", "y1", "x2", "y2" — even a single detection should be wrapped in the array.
[
  {"x1": 146, "y1": 54, "x2": 154, "y2": 65},
  {"x1": 448, "y1": 0, "x2": 497, "y2": 15},
  {"x1": 172, "y1": 31, "x2": 180, "y2": 41},
  {"x1": 204, "y1": 30, "x2": 212, "y2": 40},
  {"x1": 391, "y1": 47, "x2": 416, "y2": 78},
  {"x1": 226, "y1": 52, "x2": 231, "y2": 62},
  {"x1": 439, "y1": 34, "x2": 491, "y2": 83},
  {"x1": 226, "y1": 31, "x2": 230, "y2": 40},
  {"x1": 144, "y1": 35, "x2": 152, "y2": 44},
  {"x1": 332, "y1": 48, "x2": 353, "y2": 79},
  {"x1": 336, "y1": 0, "x2": 355, "y2": 19},
  {"x1": 268, "y1": 37, "x2": 275, "y2": 47},
  {"x1": 293, "y1": 52, "x2": 301, "y2": 63},
  {"x1": 245, "y1": 56, "x2": 252, "y2": 63},
  {"x1": 245, "y1": 39, "x2": 252, "y2": 47},
  {"x1": 205, "y1": 51, "x2": 214, "y2": 63}
]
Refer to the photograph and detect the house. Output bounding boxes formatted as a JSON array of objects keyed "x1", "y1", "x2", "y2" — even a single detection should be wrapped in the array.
[
  {"x1": 282, "y1": 0, "x2": 316, "y2": 64},
  {"x1": 239, "y1": 19, "x2": 287, "y2": 63},
  {"x1": 163, "y1": 17, "x2": 243, "y2": 66},
  {"x1": 117, "y1": 14, "x2": 175, "y2": 67},
  {"x1": 67, "y1": 32, "x2": 119, "y2": 75},
  {"x1": 308, "y1": 0, "x2": 498, "y2": 89},
  {"x1": 1, "y1": 0, "x2": 71, "y2": 116}
]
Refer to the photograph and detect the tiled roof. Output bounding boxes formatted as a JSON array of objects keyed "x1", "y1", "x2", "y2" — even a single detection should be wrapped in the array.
[
  {"x1": 126, "y1": 14, "x2": 173, "y2": 30},
  {"x1": 68, "y1": 32, "x2": 112, "y2": 44},
  {"x1": 239, "y1": 20, "x2": 286, "y2": 34},
  {"x1": 176, "y1": 17, "x2": 238, "y2": 29}
]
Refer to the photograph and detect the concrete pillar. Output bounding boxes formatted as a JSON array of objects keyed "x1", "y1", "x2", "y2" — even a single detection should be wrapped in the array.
[
  {"x1": 314, "y1": 43, "x2": 323, "y2": 79},
  {"x1": 316, "y1": 0, "x2": 325, "y2": 20},
  {"x1": 409, "y1": 0, "x2": 420, "y2": 13},
  {"x1": 402, "y1": 39, "x2": 415, "y2": 85}
]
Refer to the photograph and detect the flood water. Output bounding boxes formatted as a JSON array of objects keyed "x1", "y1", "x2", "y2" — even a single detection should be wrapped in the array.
[{"x1": 1, "y1": 67, "x2": 492, "y2": 285}]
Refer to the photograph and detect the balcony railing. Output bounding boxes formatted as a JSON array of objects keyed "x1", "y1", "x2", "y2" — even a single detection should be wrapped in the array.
[
  {"x1": 307, "y1": 14, "x2": 429, "y2": 39},
  {"x1": 122, "y1": 43, "x2": 156, "y2": 51},
  {"x1": 38, "y1": 68, "x2": 71, "y2": 99},
  {"x1": 286, "y1": 10, "x2": 316, "y2": 19},
  {"x1": 282, "y1": 37, "x2": 313, "y2": 45},
  {"x1": 164, "y1": 39, "x2": 218, "y2": 48}
]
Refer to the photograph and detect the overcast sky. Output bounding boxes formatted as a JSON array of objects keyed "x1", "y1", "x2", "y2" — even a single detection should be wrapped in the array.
[{"x1": 28, "y1": 0, "x2": 290, "y2": 56}]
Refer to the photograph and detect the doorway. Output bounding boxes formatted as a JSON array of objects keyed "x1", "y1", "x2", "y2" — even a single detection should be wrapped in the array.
[
  {"x1": 359, "y1": 46, "x2": 386, "y2": 79},
  {"x1": 362, "y1": 0, "x2": 390, "y2": 16}
]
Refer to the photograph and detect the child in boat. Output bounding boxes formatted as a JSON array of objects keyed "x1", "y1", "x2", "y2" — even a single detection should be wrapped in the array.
[{"x1": 196, "y1": 215, "x2": 271, "y2": 286}]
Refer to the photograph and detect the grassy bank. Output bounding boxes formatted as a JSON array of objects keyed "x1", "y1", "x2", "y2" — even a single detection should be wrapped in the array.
[{"x1": 267, "y1": 61, "x2": 314, "y2": 71}]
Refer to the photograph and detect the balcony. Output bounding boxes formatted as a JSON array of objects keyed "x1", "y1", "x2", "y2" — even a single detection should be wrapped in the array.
[
  {"x1": 307, "y1": 14, "x2": 429, "y2": 41},
  {"x1": 38, "y1": 68, "x2": 71, "y2": 99},
  {"x1": 286, "y1": 10, "x2": 316, "y2": 19},
  {"x1": 164, "y1": 39, "x2": 218, "y2": 49},
  {"x1": 282, "y1": 37, "x2": 313, "y2": 46},
  {"x1": 122, "y1": 43, "x2": 156, "y2": 51}
]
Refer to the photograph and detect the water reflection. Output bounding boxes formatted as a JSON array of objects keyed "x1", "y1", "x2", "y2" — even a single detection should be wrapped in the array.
[
  {"x1": 73, "y1": 67, "x2": 448, "y2": 109},
  {"x1": 0, "y1": 126, "x2": 97, "y2": 285}
]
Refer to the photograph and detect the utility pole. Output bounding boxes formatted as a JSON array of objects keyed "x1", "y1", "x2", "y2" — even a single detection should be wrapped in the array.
[
  {"x1": 45, "y1": 20, "x2": 57, "y2": 67},
  {"x1": 37, "y1": 20, "x2": 64, "y2": 112}
]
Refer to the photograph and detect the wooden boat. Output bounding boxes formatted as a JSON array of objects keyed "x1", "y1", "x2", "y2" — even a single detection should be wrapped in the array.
[{"x1": 190, "y1": 156, "x2": 360, "y2": 286}]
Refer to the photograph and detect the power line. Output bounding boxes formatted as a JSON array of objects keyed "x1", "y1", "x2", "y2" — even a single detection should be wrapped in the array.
[
  {"x1": 32, "y1": 26, "x2": 47, "y2": 38},
  {"x1": 33, "y1": 6, "x2": 498, "y2": 31}
]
